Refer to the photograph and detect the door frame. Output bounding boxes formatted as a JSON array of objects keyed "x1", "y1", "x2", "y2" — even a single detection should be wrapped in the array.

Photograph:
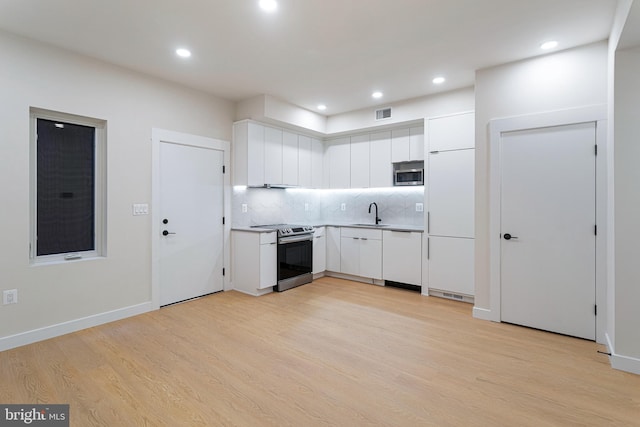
[
  {"x1": 151, "y1": 128, "x2": 231, "y2": 310},
  {"x1": 486, "y1": 105, "x2": 607, "y2": 343}
]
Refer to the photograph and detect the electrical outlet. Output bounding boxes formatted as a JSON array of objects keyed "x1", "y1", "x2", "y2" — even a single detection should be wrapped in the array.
[
  {"x1": 341, "y1": 203, "x2": 346, "y2": 211},
  {"x1": 3, "y1": 289, "x2": 18, "y2": 305},
  {"x1": 241, "y1": 204, "x2": 248, "y2": 213},
  {"x1": 416, "y1": 203, "x2": 424, "y2": 212}
]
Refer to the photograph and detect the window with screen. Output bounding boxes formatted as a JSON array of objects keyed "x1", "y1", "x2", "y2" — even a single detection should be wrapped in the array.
[{"x1": 30, "y1": 109, "x2": 106, "y2": 262}]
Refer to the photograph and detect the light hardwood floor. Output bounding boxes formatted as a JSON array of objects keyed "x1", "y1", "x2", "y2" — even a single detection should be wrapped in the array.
[{"x1": 1, "y1": 277, "x2": 639, "y2": 426}]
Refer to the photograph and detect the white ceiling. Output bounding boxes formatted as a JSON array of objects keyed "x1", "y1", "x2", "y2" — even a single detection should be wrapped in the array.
[{"x1": 0, "y1": 0, "x2": 618, "y2": 115}]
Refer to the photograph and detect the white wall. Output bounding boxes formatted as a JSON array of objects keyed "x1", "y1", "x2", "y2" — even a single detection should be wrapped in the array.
[
  {"x1": 474, "y1": 42, "x2": 608, "y2": 311},
  {"x1": 327, "y1": 87, "x2": 474, "y2": 134},
  {"x1": 0, "y1": 31, "x2": 234, "y2": 345},
  {"x1": 613, "y1": 44, "x2": 640, "y2": 364}
]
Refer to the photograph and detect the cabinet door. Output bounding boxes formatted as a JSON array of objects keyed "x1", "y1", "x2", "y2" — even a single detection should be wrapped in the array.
[
  {"x1": 391, "y1": 127, "x2": 411, "y2": 163},
  {"x1": 326, "y1": 226, "x2": 341, "y2": 271},
  {"x1": 311, "y1": 138, "x2": 324, "y2": 189},
  {"x1": 383, "y1": 231, "x2": 422, "y2": 285},
  {"x1": 428, "y1": 236, "x2": 474, "y2": 296},
  {"x1": 312, "y1": 227, "x2": 326, "y2": 274},
  {"x1": 298, "y1": 135, "x2": 312, "y2": 188},
  {"x1": 370, "y1": 131, "x2": 392, "y2": 188},
  {"x1": 264, "y1": 126, "x2": 283, "y2": 185},
  {"x1": 428, "y1": 149, "x2": 475, "y2": 238},
  {"x1": 409, "y1": 126, "x2": 425, "y2": 161},
  {"x1": 428, "y1": 112, "x2": 474, "y2": 152},
  {"x1": 325, "y1": 137, "x2": 350, "y2": 189},
  {"x1": 247, "y1": 122, "x2": 265, "y2": 187},
  {"x1": 359, "y1": 238, "x2": 382, "y2": 280},
  {"x1": 259, "y1": 240, "x2": 277, "y2": 289},
  {"x1": 282, "y1": 131, "x2": 299, "y2": 186},
  {"x1": 340, "y1": 236, "x2": 360, "y2": 276},
  {"x1": 350, "y1": 134, "x2": 370, "y2": 188}
]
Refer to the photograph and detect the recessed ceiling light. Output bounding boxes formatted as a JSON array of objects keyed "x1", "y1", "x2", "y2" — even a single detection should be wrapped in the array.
[
  {"x1": 259, "y1": 0, "x2": 278, "y2": 12},
  {"x1": 317, "y1": 104, "x2": 327, "y2": 111},
  {"x1": 432, "y1": 76, "x2": 446, "y2": 85},
  {"x1": 372, "y1": 91, "x2": 383, "y2": 99},
  {"x1": 540, "y1": 40, "x2": 558, "y2": 50},
  {"x1": 176, "y1": 48, "x2": 192, "y2": 58}
]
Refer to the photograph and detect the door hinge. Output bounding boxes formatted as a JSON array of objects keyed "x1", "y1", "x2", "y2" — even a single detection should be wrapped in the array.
[
  {"x1": 594, "y1": 224, "x2": 597, "y2": 236},
  {"x1": 222, "y1": 165, "x2": 226, "y2": 174},
  {"x1": 222, "y1": 268, "x2": 225, "y2": 276},
  {"x1": 222, "y1": 217, "x2": 225, "y2": 225},
  {"x1": 594, "y1": 145, "x2": 598, "y2": 156},
  {"x1": 594, "y1": 304, "x2": 597, "y2": 316}
]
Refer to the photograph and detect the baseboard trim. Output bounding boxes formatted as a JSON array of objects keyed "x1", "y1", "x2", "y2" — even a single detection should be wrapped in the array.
[
  {"x1": 606, "y1": 333, "x2": 640, "y2": 375},
  {"x1": 473, "y1": 306, "x2": 494, "y2": 321},
  {"x1": 0, "y1": 302, "x2": 154, "y2": 352}
]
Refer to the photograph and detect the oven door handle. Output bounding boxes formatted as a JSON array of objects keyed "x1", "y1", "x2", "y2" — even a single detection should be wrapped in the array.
[{"x1": 278, "y1": 234, "x2": 313, "y2": 244}]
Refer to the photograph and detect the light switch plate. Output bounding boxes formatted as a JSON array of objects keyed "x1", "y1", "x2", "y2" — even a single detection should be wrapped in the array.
[
  {"x1": 133, "y1": 203, "x2": 149, "y2": 216},
  {"x1": 3, "y1": 289, "x2": 18, "y2": 305}
]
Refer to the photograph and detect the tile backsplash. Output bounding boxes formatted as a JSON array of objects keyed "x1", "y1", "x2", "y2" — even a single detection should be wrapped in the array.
[{"x1": 232, "y1": 186, "x2": 424, "y2": 227}]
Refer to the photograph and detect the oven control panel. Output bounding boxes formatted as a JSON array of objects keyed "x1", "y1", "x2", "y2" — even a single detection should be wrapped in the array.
[{"x1": 279, "y1": 225, "x2": 314, "y2": 236}]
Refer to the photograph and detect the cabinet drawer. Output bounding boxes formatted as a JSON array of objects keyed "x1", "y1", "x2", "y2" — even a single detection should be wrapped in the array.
[
  {"x1": 341, "y1": 227, "x2": 382, "y2": 240},
  {"x1": 260, "y1": 231, "x2": 277, "y2": 244}
]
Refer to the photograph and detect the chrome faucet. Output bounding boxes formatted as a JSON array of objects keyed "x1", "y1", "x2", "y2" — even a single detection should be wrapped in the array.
[{"x1": 368, "y1": 202, "x2": 382, "y2": 225}]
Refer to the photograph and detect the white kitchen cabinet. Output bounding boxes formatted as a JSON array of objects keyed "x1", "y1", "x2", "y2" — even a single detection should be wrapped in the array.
[
  {"x1": 391, "y1": 127, "x2": 411, "y2": 163},
  {"x1": 350, "y1": 134, "x2": 370, "y2": 188},
  {"x1": 311, "y1": 137, "x2": 324, "y2": 189},
  {"x1": 340, "y1": 227, "x2": 382, "y2": 280},
  {"x1": 233, "y1": 121, "x2": 265, "y2": 187},
  {"x1": 232, "y1": 231, "x2": 277, "y2": 296},
  {"x1": 428, "y1": 236, "x2": 474, "y2": 296},
  {"x1": 264, "y1": 126, "x2": 283, "y2": 185},
  {"x1": 312, "y1": 226, "x2": 326, "y2": 274},
  {"x1": 325, "y1": 137, "x2": 350, "y2": 189},
  {"x1": 282, "y1": 131, "x2": 299, "y2": 186},
  {"x1": 409, "y1": 126, "x2": 425, "y2": 161},
  {"x1": 382, "y1": 230, "x2": 422, "y2": 286},
  {"x1": 326, "y1": 226, "x2": 341, "y2": 272},
  {"x1": 428, "y1": 112, "x2": 474, "y2": 152},
  {"x1": 298, "y1": 135, "x2": 312, "y2": 188},
  {"x1": 369, "y1": 131, "x2": 392, "y2": 188},
  {"x1": 428, "y1": 149, "x2": 475, "y2": 238},
  {"x1": 392, "y1": 126, "x2": 425, "y2": 163}
]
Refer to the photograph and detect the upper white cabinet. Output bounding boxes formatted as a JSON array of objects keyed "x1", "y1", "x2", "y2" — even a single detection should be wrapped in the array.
[
  {"x1": 325, "y1": 137, "x2": 351, "y2": 189},
  {"x1": 428, "y1": 149, "x2": 475, "y2": 238},
  {"x1": 282, "y1": 131, "x2": 299, "y2": 186},
  {"x1": 311, "y1": 137, "x2": 324, "y2": 189},
  {"x1": 233, "y1": 120, "x2": 318, "y2": 188},
  {"x1": 350, "y1": 134, "x2": 370, "y2": 188},
  {"x1": 392, "y1": 125, "x2": 424, "y2": 162},
  {"x1": 427, "y1": 112, "x2": 474, "y2": 152},
  {"x1": 264, "y1": 126, "x2": 283, "y2": 185},
  {"x1": 298, "y1": 135, "x2": 312, "y2": 188},
  {"x1": 370, "y1": 131, "x2": 392, "y2": 188}
]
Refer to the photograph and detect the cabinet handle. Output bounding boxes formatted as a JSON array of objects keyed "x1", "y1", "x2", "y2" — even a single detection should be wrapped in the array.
[
  {"x1": 353, "y1": 237, "x2": 360, "y2": 240},
  {"x1": 427, "y1": 237, "x2": 430, "y2": 260},
  {"x1": 270, "y1": 242, "x2": 277, "y2": 245},
  {"x1": 361, "y1": 238, "x2": 368, "y2": 241},
  {"x1": 427, "y1": 212, "x2": 431, "y2": 234}
]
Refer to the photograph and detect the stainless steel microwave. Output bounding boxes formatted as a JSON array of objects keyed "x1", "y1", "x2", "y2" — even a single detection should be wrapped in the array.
[{"x1": 394, "y1": 168, "x2": 424, "y2": 186}]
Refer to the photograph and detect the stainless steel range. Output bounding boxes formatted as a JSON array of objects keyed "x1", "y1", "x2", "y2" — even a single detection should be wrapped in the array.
[{"x1": 254, "y1": 224, "x2": 314, "y2": 292}]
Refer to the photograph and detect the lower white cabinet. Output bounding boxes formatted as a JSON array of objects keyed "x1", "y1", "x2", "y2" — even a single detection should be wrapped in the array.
[
  {"x1": 326, "y1": 226, "x2": 341, "y2": 272},
  {"x1": 340, "y1": 227, "x2": 382, "y2": 280},
  {"x1": 428, "y1": 236, "x2": 474, "y2": 296},
  {"x1": 312, "y1": 227, "x2": 326, "y2": 274},
  {"x1": 232, "y1": 231, "x2": 277, "y2": 296},
  {"x1": 382, "y1": 230, "x2": 422, "y2": 286}
]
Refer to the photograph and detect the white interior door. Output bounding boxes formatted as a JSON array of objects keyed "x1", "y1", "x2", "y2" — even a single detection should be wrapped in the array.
[
  {"x1": 159, "y1": 141, "x2": 224, "y2": 306},
  {"x1": 500, "y1": 122, "x2": 596, "y2": 340}
]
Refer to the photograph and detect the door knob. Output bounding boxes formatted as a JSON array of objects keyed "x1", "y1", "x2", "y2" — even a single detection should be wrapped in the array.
[
  {"x1": 503, "y1": 233, "x2": 518, "y2": 240},
  {"x1": 162, "y1": 230, "x2": 176, "y2": 236}
]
